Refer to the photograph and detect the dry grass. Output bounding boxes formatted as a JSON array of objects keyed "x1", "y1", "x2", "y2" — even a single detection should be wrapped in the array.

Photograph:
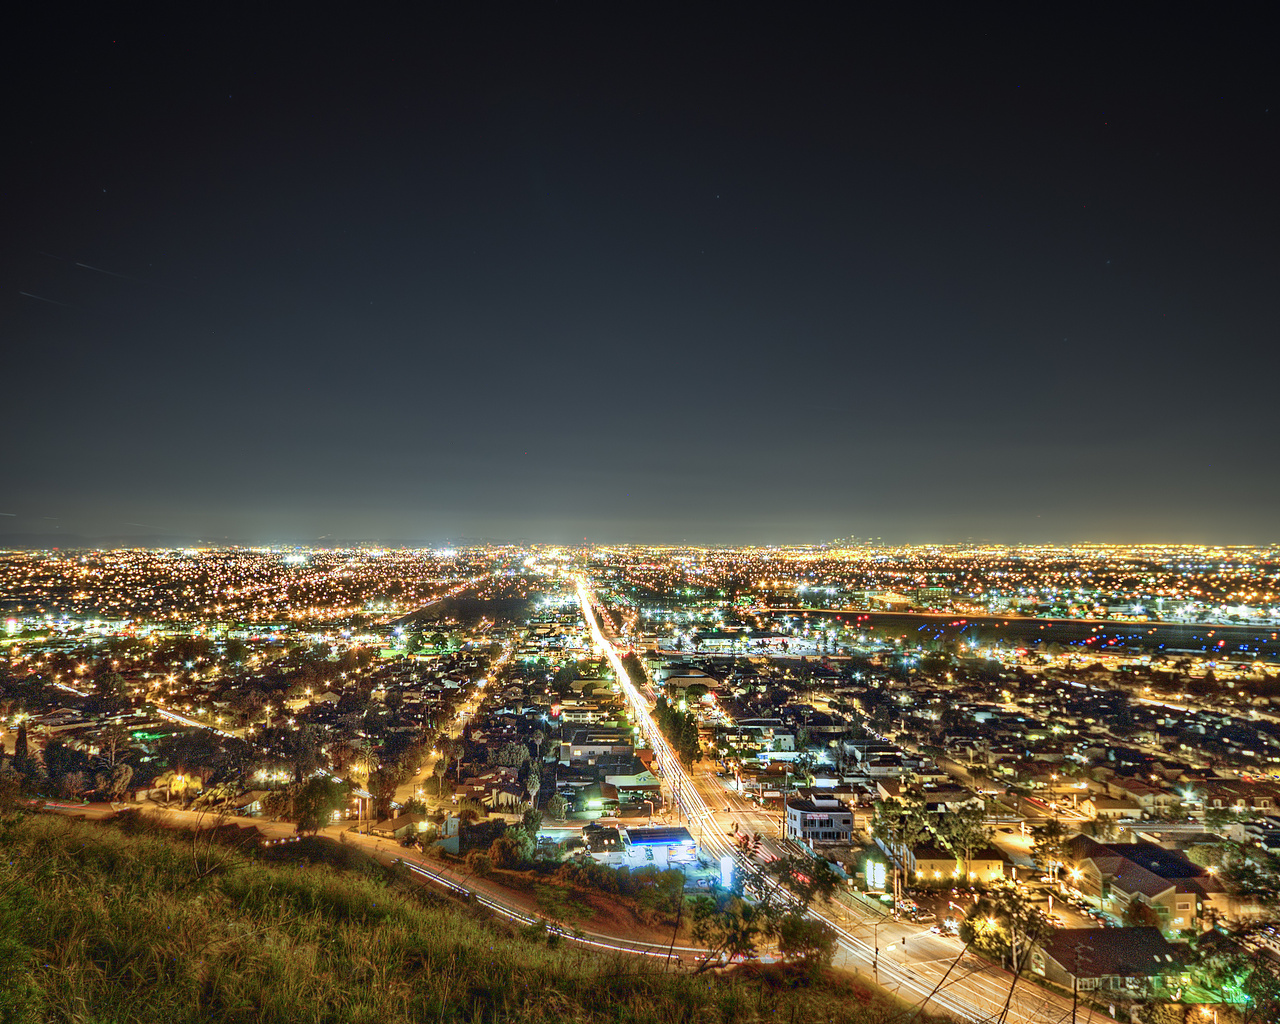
[{"x1": 0, "y1": 813, "x2": 947, "y2": 1023}]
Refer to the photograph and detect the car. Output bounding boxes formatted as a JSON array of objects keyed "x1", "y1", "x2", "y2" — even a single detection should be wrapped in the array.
[{"x1": 1000, "y1": 827, "x2": 1015, "y2": 834}]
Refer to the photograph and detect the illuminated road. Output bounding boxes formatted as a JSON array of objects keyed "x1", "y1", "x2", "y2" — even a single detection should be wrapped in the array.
[{"x1": 576, "y1": 578, "x2": 1088, "y2": 1023}]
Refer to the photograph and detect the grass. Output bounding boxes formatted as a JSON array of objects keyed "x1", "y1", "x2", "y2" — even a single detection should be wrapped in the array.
[{"x1": 0, "y1": 812, "x2": 948, "y2": 1023}]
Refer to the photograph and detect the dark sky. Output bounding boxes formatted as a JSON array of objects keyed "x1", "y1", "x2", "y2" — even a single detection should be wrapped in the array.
[{"x1": 4, "y1": 9, "x2": 1278, "y2": 546}]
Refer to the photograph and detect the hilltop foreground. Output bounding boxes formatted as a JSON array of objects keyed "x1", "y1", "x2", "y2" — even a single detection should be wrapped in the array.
[{"x1": 0, "y1": 812, "x2": 933, "y2": 1024}]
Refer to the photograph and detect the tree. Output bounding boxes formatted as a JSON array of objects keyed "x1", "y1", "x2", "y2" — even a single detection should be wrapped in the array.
[
  {"x1": 1198, "y1": 945, "x2": 1280, "y2": 1023},
  {"x1": 13, "y1": 722, "x2": 28, "y2": 769},
  {"x1": 352, "y1": 746, "x2": 379, "y2": 785},
  {"x1": 368, "y1": 767, "x2": 401, "y2": 822},
  {"x1": 156, "y1": 769, "x2": 190, "y2": 805},
  {"x1": 547, "y1": 794, "x2": 569, "y2": 820},
  {"x1": 104, "y1": 762, "x2": 133, "y2": 800},
  {"x1": 224, "y1": 639, "x2": 249, "y2": 666},
  {"x1": 678, "y1": 716, "x2": 701, "y2": 767},
  {"x1": 464, "y1": 850, "x2": 492, "y2": 877},
  {"x1": 93, "y1": 671, "x2": 128, "y2": 701},
  {"x1": 777, "y1": 914, "x2": 837, "y2": 975},
  {"x1": 294, "y1": 776, "x2": 349, "y2": 834},
  {"x1": 1214, "y1": 841, "x2": 1280, "y2": 908},
  {"x1": 42, "y1": 740, "x2": 91, "y2": 791},
  {"x1": 96, "y1": 723, "x2": 133, "y2": 769},
  {"x1": 690, "y1": 895, "x2": 773, "y2": 968},
  {"x1": 1123, "y1": 899, "x2": 1160, "y2": 928},
  {"x1": 489, "y1": 833, "x2": 524, "y2": 868},
  {"x1": 490, "y1": 741, "x2": 530, "y2": 768},
  {"x1": 283, "y1": 723, "x2": 325, "y2": 784},
  {"x1": 525, "y1": 764, "x2": 541, "y2": 807},
  {"x1": 871, "y1": 793, "x2": 930, "y2": 910},
  {"x1": 960, "y1": 881, "x2": 1047, "y2": 972},
  {"x1": 59, "y1": 770, "x2": 88, "y2": 799},
  {"x1": 690, "y1": 854, "x2": 838, "y2": 972},
  {"x1": 1031, "y1": 819, "x2": 1071, "y2": 884},
  {"x1": 936, "y1": 804, "x2": 994, "y2": 882}
]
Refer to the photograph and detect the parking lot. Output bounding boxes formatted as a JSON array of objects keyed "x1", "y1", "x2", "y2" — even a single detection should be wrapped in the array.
[{"x1": 899, "y1": 881, "x2": 1112, "y2": 935}]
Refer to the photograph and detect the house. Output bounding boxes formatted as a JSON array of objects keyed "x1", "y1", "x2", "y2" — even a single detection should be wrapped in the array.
[
  {"x1": 370, "y1": 813, "x2": 427, "y2": 840},
  {"x1": 1204, "y1": 780, "x2": 1280, "y2": 814},
  {"x1": 456, "y1": 767, "x2": 525, "y2": 811},
  {"x1": 784, "y1": 795, "x2": 853, "y2": 844},
  {"x1": 1105, "y1": 778, "x2": 1177, "y2": 818},
  {"x1": 1031, "y1": 928, "x2": 1184, "y2": 994},
  {"x1": 1082, "y1": 794, "x2": 1141, "y2": 820},
  {"x1": 907, "y1": 843, "x2": 1009, "y2": 884}
]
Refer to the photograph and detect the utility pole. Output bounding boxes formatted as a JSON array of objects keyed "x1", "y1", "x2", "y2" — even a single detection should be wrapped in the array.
[{"x1": 873, "y1": 916, "x2": 881, "y2": 983}]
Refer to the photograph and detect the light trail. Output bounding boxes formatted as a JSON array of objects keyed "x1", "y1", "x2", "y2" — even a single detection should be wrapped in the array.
[
  {"x1": 152, "y1": 704, "x2": 238, "y2": 738},
  {"x1": 573, "y1": 578, "x2": 1013, "y2": 1022},
  {"x1": 399, "y1": 859, "x2": 686, "y2": 961}
]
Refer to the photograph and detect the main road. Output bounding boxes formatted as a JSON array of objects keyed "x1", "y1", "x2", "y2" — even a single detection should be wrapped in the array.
[{"x1": 576, "y1": 578, "x2": 1096, "y2": 1024}]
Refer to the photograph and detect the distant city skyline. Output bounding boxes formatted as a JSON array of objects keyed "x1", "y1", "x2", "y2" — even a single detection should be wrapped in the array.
[{"x1": 5, "y1": 9, "x2": 1276, "y2": 544}]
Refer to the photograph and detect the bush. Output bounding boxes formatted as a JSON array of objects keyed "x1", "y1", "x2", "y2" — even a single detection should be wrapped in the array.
[{"x1": 465, "y1": 850, "x2": 493, "y2": 876}]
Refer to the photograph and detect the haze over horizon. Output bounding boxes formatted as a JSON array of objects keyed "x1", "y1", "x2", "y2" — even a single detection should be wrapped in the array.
[{"x1": 5, "y1": 9, "x2": 1277, "y2": 545}]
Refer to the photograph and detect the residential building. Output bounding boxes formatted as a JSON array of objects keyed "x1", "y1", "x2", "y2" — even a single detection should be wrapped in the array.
[{"x1": 1031, "y1": 928, "x2": 1184, "y2": 994}]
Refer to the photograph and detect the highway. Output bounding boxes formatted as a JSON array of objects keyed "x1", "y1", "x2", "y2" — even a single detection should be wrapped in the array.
[{"x1": 576, "y1": 578, "x2": 1093, "y2": 1023}]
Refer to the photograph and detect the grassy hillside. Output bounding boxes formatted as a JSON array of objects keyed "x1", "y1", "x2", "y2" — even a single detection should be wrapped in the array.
[{"x1": 0, "y1": 811, "x2": 939, "y2": 1023}]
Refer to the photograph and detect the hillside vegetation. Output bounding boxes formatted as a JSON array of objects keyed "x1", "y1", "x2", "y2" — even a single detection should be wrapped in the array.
[{"x1": 0, "y1": 811, "x2": 940, "y2": 1024}]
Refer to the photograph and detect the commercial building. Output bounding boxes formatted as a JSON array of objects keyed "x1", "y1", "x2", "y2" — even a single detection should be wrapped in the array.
[
  {"x1": 559, "y1": 728, "x2": 634, "y2": 765},
  {"x1": 784, "y1": 795, "x2": 853, "y2": 844},
  {"x1": 621, "y1": 826, "x2": 699, "y2": 870}
]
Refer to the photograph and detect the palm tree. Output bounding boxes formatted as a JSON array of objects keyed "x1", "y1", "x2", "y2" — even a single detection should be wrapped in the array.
[
  {"x1": 525, "y1": 766, "x2": 541, "y2": 808},
  {"x1": 352, "y1": 747, "x2": 378, "y2": 832},
  {"x1": 353, "y1": 746, "x2": 378, "y2": 784}
]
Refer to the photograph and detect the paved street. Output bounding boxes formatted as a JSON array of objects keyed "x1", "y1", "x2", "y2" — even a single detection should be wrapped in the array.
[{"x1": 578, "y1": 578, "x2": 1099, "y2": 1024}]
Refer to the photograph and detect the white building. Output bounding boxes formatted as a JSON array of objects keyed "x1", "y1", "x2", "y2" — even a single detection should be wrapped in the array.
[
  {"x1": 621, "y1": 826, "x2": 700, "y2": 870},
  {"x1": 785, "y1": 795, "x2": 853, "y2": 844}
]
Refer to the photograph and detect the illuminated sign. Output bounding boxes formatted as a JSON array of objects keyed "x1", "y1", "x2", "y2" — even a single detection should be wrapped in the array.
[{"x1": 720, "y1": 854, "x2": 734, "y2": 889}]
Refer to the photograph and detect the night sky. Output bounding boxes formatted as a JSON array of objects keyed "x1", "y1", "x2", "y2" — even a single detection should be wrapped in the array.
[{"x1": 5, "y1": 10, "x2": 1277, "y2": 546}]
